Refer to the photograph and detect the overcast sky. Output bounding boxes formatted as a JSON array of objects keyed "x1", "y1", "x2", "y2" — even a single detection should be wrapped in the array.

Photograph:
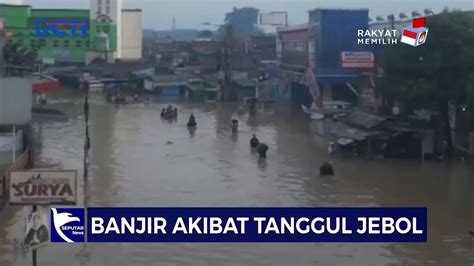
[{"x1": 23, "y1": 0, "x2": 474, "y2": 30}]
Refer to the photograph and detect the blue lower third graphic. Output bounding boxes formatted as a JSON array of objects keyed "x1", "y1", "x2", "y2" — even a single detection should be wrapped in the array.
[
  {"x1": 51, "y1": 208, "x2": 85, "y2": 243},
  {"x1": 87, "y1": 208, "x2": 427, "y2": 242}
]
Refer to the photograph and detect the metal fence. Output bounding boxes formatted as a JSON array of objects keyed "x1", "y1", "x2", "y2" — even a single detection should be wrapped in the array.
[{"x1": 0, "y1": 149, "x2": 30, "y2": 210}]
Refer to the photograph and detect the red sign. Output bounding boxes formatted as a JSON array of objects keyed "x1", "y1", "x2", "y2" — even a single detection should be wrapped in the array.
[
  {"x1": 361, "y1": 87, "x2": 375, "y2": 97},
  {"x1": 412, "y1": 17, "x2": 426, "y2": 28}
]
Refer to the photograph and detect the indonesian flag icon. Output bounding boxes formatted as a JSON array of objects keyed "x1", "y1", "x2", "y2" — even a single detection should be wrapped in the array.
[{"x1": 400, "y1": 17, "x2": 429, "y2": 47}]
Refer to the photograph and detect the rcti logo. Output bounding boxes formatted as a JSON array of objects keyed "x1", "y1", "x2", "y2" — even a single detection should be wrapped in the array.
[
  {"x1": 50, "y1": 208, "x2": 85, "y2": 243},
  {"x1": 401, "y1": 17, "x2": 428, "y2": 47},
  {"x1": 35, "y1": 19, "x2": 89, "y2": 37}
]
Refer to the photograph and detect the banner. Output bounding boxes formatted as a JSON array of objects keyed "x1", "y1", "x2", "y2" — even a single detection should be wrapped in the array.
[
  {"x1": 78, "y1": 207, "x2": 427, "y2": 243},
  {"x1": 10, "y1": 170, "x2": 77, "y2": 205},
  {"x1": 23, "y1": 209, "x2": 49, "y2": 252},
  {"x1": 341, "y1": 51, "x2": 375, "y2": 68}
]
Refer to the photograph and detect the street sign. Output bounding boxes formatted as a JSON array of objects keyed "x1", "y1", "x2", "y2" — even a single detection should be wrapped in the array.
[{"x1": 10, "y1": 170, "x2": 77, "y2": 205}]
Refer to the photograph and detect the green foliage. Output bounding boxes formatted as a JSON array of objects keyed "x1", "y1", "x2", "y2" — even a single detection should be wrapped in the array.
[
  {"x1": 4, "y1": 42, "x2": 38, "y2": 66},
  {"x1": 383, "y1": 11, "x2": 474, "y2": 112},
  {"x1": 217, "y1": 7, "x2": 263, "y2": 41}
]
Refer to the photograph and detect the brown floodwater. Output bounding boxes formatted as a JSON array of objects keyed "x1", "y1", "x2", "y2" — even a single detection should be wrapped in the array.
[{"x1": 0, "y1": 90, "x2": 472, "y2": 265}]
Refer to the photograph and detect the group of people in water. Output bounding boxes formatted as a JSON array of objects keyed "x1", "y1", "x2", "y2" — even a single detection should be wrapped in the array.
[
  {"x1": 161, "y1": 105, "x2": 178, "y2": 120},
  {"x1": 106, "y1": 93, "x2": 151, "y2": 105},
  {"x1": 160, "y1": 104, "x2": 333, "y2": 177},
  {"x1": 161, "y1": 105, "x2": 198, "y2": 128},
  {"x1": 250, "y1": 134, "x2": 269, "y2": 159}
]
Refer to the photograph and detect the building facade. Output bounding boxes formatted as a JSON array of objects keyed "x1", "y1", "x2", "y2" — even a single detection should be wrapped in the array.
[
  {"x1": 0, "y1": 0, "x2": 142, "y2": 64},
  {"x1": 120, "y1": 9, "x2": 142, "y2": 60},
  {"x1": 274, "y1": 9, "x2": 377, "y2": 109}
]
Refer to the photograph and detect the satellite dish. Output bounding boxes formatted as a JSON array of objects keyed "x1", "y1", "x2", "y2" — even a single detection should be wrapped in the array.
[
  {"x1": 376, "y1": 16, "x2": 384, "y2": 22},
  {"x1": 412, "y1": 11, "x2": 421, "y2": 18}
]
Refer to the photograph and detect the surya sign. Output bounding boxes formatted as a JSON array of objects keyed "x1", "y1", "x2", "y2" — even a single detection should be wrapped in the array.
[{"x1": 10, "y1": 171, "x2": 77, "y2": 205}]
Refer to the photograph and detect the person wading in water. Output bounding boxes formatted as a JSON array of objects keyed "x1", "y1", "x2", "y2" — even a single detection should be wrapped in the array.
[
  {"x1": 256, "y1": 142, "x2": 269, "y2": 158},
  {"x1": 250, "y1": 134, "x2": 259, "y2": 148},
  {"x1": 187, "y1": 113, "x2": 197, "y2": 127}
]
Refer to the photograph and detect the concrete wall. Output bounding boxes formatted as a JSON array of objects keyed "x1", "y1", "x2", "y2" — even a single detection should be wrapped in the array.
[
  {"x1": 0, "y1": 0, "x2": 23, "y2": 5},
  {"x1": 121, "y1": 10, "x2": 142, "y2": 60},
  {"x1": 0, "y1": 78, "x2": 32, "y2": 125}
]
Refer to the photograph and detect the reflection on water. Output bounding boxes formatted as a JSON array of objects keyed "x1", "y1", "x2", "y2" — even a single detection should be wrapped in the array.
[{"x1": 0, "y1": 91, "x2": 473, "y2": 265}]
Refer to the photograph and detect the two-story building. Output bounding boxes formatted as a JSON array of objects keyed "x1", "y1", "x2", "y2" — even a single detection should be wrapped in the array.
[{"x1": 272, "y1": 8, "x2": 378, "y2": 110}]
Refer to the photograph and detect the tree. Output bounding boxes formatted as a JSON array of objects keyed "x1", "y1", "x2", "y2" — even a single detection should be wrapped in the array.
[
  {"x1": 383, "y1": 10, "x2": 474, "y2": 152},
  {"x1": 217, "y1": 7, "x2": 264, "y2": 41},
  {"x1": 4, "y1": 42, "x2": 38, "y2": 66}
]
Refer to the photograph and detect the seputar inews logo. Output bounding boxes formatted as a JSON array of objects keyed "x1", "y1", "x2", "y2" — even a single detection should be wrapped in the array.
[
  {"x1": 358, "y1": 17, "x2": 428, "y2": 47},
  {"x1": 50, "y1": 208, "x2": 85, "y2": 243}
]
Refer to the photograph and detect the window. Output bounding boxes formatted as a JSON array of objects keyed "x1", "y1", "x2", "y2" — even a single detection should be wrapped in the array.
[
  {"x1": 106, "y1": 6, "x2": 110, "y2": 14},
  {"x1": 102, "y1": 25, "x2": 110, "y2": 33},
  {"x1": 75, "y1": 40, "x2": 82, "y2": 47},
  {"x1": 86, "y1": 40, "x2": 90, "y2": 48},
  {"x1": 63, "y1": 40, "x2": 69, "y2": 47},
  {"x1": 53, "y1": 40, "x2": 59, "y2": 48},
  {"x1": 97, "y1": 0, "x2": 102, "y2": 13}
]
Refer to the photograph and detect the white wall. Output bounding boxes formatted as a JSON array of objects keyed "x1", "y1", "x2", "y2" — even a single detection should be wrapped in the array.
[
  {"x1": 0, "y1": 78, "x2": 32, "y2": 125},
  {"x1": 0, "y1": 0, "x2": 23, "y2": 4},
  {"x1": 121, "y1": 10, "x2": 142, "y2": 60},
  {"x1": 90, "y1": 0, "x2": 123, "y2": 60}
]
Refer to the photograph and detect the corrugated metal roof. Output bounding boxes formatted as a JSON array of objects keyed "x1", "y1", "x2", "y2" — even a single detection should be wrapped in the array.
[
  {"x1": 277, "y1": 24, "x2": 308, "y2": 33},
  {"x1": 233, "y1": 78, "x2": 256, "y2": 88},
  {"x1": 343, "y1": 110, "x2": 386, "y2": 129}
]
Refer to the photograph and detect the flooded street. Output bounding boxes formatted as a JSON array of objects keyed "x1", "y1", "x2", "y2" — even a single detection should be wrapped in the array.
[{"x1": 0, "y1": 91, "x2": 473, "y2": 266}]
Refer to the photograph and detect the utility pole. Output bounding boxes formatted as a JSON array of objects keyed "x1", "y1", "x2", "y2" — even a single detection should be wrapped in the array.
[{"x1": 223, "y1": 24, "x2": 233, "y2": 101}]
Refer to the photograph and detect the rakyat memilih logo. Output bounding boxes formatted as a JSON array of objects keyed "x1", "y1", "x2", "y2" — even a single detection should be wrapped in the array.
[
  {"x1": 50, "y1": 208, "x2": 85, "y2": 243},
  {"x1": 401, "y1": 17, "x2": 429, "y2": 47}
]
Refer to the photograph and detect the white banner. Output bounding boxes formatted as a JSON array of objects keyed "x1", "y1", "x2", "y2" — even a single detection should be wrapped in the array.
[
  {"x1": 10, "y1": 170, "x2": 77, "y2": 205},
  {"x1": 341, "y1": 51, "x2": 375, "y2": 68},
  {"x1": 260, "y1": 12, "x2": 287, "y2": 26}
]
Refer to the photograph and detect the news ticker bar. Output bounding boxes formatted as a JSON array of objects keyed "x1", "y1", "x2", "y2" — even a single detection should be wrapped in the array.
[{"x1": 84, "y1": 208, "x2": 427, "y2": 242}]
